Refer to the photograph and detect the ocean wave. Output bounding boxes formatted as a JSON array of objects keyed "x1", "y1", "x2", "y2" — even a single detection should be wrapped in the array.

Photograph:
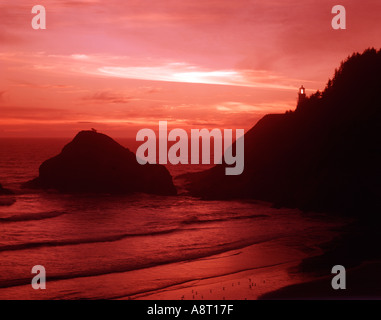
[
  {"x1": 0, "y1": 213, "x2": 269, "y2": 252},
  {"x1": 0, "y1": 210, "x2": 68, "y2": 223},
  {"x1": 0, "y1": 228, "x2": 184, "y2": 252},
  {"x1": 180, "y1": 213, "x2": 268, "y2": 225},
  {"x1": 0, "y1": 235, "x2": 284, "y2": 290}
]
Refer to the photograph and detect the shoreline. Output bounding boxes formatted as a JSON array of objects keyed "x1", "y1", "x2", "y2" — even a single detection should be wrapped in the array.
[
  {"x1": 129, "y1": 261, "x2": 308, "y2": 300},
  {"x1": 128, "y1": 220, "x2": 381, "y2": 300},
  {"x1": 0, "y1": 236, "x2": 319, "y2": 300},
  {"x1": 121, "y1": 235, "x2": 329, "y2": 300},
  {"x1": 127, "y1": 250, "x2": 381, "y2": 301}
]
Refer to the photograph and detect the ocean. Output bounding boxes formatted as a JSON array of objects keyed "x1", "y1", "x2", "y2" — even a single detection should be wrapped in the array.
[{"x1": 0, "y1": 138, "x2": 344, "y2": 299}]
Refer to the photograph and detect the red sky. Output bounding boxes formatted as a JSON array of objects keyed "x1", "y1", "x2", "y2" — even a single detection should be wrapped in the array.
[{"x1": 1, "y1": 0, "x2": 380, "y2": 137}]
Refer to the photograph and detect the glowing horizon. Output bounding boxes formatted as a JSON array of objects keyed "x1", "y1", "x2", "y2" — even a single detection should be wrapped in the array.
[{"x1": 1, "y1": 0, "x2": 381, "y2": 137}]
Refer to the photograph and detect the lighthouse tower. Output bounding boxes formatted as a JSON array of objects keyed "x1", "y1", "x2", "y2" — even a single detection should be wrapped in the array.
[{"x1": 297, "y1": 85, "x2": 306, "y2": 109}]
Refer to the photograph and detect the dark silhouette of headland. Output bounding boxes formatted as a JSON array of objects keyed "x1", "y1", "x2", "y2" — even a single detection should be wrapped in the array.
[
  {"x1": 23, "y1": 130, "x2": 177, "y2": 195},
  {"x1": 185, "y1": 48, "x2": 381, "y2": 217},
  {"x1": 181, "y1": 48, "x2": 381, "y2": 299}
]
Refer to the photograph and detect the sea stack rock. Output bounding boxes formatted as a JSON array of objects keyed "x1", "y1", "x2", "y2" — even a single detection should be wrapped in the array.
[{"x1": 23, "y1": 130, "x2": 177, "y2": 195}]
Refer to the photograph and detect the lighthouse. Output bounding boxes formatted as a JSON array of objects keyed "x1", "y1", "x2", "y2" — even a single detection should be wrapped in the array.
[
  {"x1": 298, "y1": 85, "x2": 306, "y2": 103},
  {"x1": 296, "y1": 85, "x2": 307, "y2": 110}
]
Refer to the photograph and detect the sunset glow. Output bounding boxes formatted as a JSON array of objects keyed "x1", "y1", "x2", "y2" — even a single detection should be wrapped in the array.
[{"x1": 1, "y1": 0, "x2": 381, "y2": 137}]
